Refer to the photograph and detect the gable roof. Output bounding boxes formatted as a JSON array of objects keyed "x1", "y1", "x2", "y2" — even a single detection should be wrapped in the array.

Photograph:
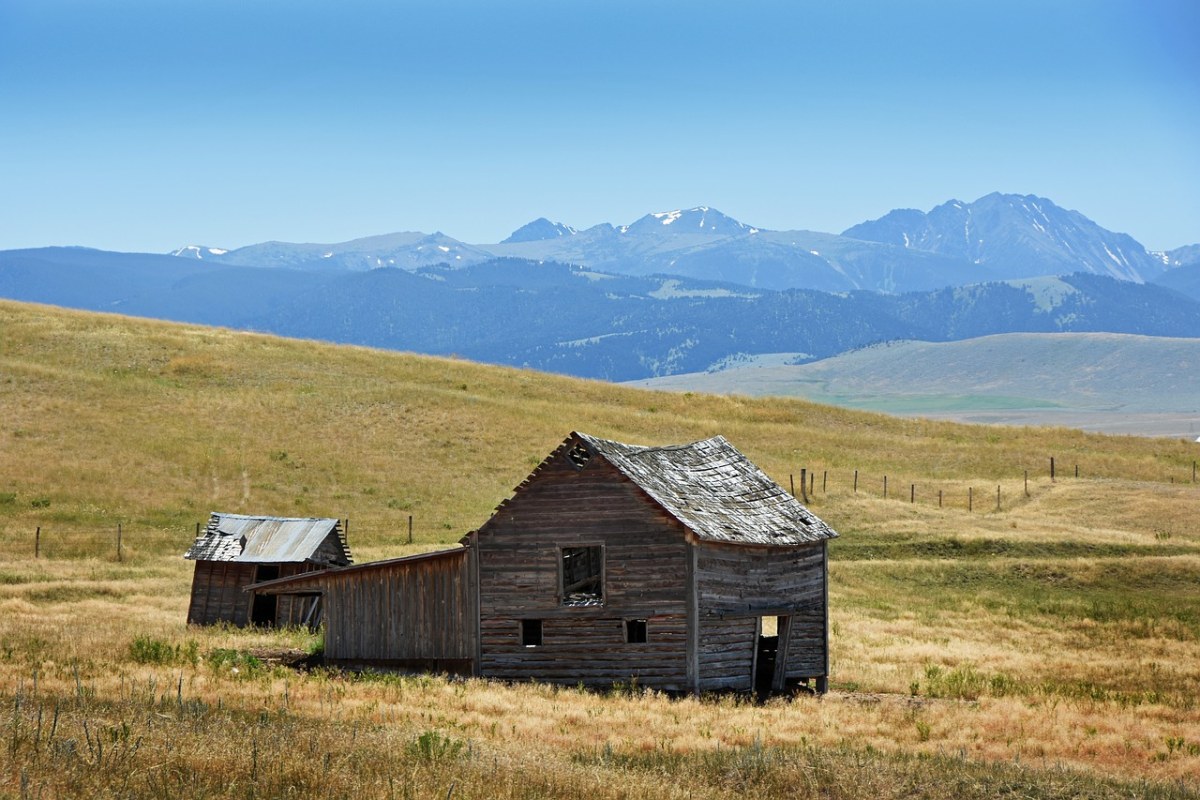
[
  {"x1": 183, "y1": 513, "x2": 346, "y2": 563},
  {"x1": 574, "y1": 432, "x2": 837, "y2": 546}
]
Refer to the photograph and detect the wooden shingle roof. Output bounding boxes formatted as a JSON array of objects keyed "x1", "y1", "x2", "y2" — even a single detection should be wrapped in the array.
[{"x1": 575, "y1": 432, "x2": 837, "y2": 546}]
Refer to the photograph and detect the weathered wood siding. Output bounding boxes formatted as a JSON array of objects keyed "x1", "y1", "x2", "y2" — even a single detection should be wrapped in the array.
[
  {"x1": 323, "y1": 550, "x2": 474, "y2": 667},
  {"x1": 187, "y1": 561, "x2": 256, "y2": 626},
  {"x1": 475, "y1": 449, "x2": 691, "y2": 690},
  {"x1": 188, "y1": 561, "x2": 322, "y2": 627},
  {"x1": 697, "y1": 616, "x2": 757, "y2": 691},
  {"x1": 274, "y1": 563, "x2": 321, "y2": 626},
  {"x1": 694, "y1": 540, "x2": 828, "y2": 684}
]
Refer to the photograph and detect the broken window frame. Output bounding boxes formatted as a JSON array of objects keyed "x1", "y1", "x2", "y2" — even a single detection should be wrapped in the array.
[{"x1": 559, "y1": 544, "x2": 604, "y2": 606}]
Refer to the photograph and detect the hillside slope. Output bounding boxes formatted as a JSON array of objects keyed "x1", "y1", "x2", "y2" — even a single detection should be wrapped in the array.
[
  {"x1": 2, "y1": 299, "x2": 1199, "y2": 792},
  {"x1": 629, "y1": 332, "x2": 1200, "y2": 437}
]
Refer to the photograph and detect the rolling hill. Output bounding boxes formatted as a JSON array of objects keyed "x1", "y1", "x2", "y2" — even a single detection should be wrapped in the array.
[
  {"x1": 1, "y1": 299, "x2": 1199, "y2": 795},
  {"x1": 629, "y1": 332, "x2": 1200, "y2": 437}
]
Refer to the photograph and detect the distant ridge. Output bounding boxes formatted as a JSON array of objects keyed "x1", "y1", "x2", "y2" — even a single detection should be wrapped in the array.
[{"x1": 627, "y1": 332, "x2": 1200, "y2": 437}]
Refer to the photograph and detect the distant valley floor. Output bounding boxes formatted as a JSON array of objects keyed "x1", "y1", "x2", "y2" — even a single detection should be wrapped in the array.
[{"x1": 627, "y1": 333, "x2": 1200, "y2": 440}]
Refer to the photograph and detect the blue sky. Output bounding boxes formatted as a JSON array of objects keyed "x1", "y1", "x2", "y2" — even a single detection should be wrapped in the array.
[{"x1": 2, "y1": 0, "x2": 1197, "y2": 252}]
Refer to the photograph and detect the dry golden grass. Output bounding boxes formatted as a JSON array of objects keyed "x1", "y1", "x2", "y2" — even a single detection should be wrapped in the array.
[{"x1": 2, "y1": 300, "x2": 1199, "y2": 798}]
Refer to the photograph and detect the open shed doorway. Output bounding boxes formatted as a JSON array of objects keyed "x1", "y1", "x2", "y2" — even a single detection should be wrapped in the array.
[
  {"x1": 250, "y1": 565, "x2": 280, "y2": 626},
  {"x1": 754, "y1": 615, "x2": 792, "y2": 699}
]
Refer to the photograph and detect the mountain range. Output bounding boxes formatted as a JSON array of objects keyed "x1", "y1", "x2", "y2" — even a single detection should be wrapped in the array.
[
  {"x1": 2, "y1": 192, "x2": 1198, "y2": 384},
  {"x1": 163, "y1": 193, "x2": 1193, "y2": 295}
]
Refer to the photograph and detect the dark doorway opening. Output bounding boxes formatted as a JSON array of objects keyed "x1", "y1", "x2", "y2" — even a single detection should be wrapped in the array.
[
  {"x1": 250, "y1": 565, "x2": 280, "y2": 626},
  {"x1": 753, "y1": 616, "x2": 791, "y2": 699}
]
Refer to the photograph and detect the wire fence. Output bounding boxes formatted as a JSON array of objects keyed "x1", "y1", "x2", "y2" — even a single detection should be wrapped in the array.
[
  {"x1": 3, "y1": 458, "x2": 1196, "y2": 561},
  {"x1": 0, "y1": 524, "x2": 194, "y2": 562},
  {"x1": 787, "y1": 455, "x2": 1198, "y2": 512}
]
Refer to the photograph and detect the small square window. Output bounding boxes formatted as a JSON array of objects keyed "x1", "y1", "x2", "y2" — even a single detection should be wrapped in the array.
[
  {"x1": 625, "y1": 619, "x2": 647, "y2": 644},
  {"x1": 561, "y1": 545, "x2": 603, "y2": 606},
  {"x1": 521, "y1": 619, "x2": 543, "y2": 647}
]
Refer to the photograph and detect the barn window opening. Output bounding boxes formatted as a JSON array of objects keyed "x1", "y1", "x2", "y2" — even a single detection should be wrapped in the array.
[
  {"x1": 521, "y1": 619, "x2": 543, "y2": 647},
  {"x1": 567, "y1": 443, "x2": 591, "y2": 470},
  {"x1": 625, "y1": 619, "x2": 647, "y2": 644},
  {"x1": 561, "y1": 545, "x2": 604, "y2": 605}
]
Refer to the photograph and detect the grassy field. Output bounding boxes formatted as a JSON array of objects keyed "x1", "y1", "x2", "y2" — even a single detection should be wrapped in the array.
[{"x1": 2, "y1": 299, "x2": 1199, "y2": 798}]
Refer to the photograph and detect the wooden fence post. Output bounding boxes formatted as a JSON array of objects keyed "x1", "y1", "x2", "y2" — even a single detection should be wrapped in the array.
[
  {"x1": 800, "y1": 469, "x2": 808, "y2": 503},
  {"x1": 854, "y1": 470, "x2": 858, "y2": 493},
  {"x1": 408, "y1": 515, "x2": 413, "y2": 544},
  {"x1": 969, "y1": 487, "x2": 973, "y2": 512},
  {"x1": 938, "y1": 490, "x2": 943, "y2": 508},
  {"x1": 910, "y1": 484, "x2": 915, "y2": 503},
  {"x1": 35, "y1": 526, "x2": 40, "y2": 559},
  {"x1": 810, "y1": 471, "x2": 815, "y2": 497},
  {"x1": 996, "y1": 485, "x2": 1001, "y2": 511},
  {"x1": 1050, "y1": 457, "x2": 1055, "y2": 482},
  {"x1": 117, "y1": 523, "x2": 122, "y2": 562},
  {"x1": 790, "y1": 474, "x2": 795, "y2": 497},
  {"x1": 883, "y1": 475, "x2": 888, "y2": 499},
  {"x1": 823, "y1": 470, "x2": 827, "y2": 493},
  {"x1": 1075, "y1": 465, "x2": 1079, "y2": 478}
]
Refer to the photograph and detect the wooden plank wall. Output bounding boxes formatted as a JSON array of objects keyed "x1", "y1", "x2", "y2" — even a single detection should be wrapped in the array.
[
  {"x1": 697, "y1": 616, "x2": 757, "y2": 691},
  {"x1": 694, "y1": 540, "x2": 828, "y2": 685},
  {"x1": 186, "y1": 561, "x2": 256, "y2": 626},
  {"x1": 323, "y1": 551, "x2": 474, "y2": 663},
  {"x1": 475, "y1": 449, "x2": 691, "y2": 690},
  {"x1": 274, "y1": 562, "x2": 321, "y2": 626}
]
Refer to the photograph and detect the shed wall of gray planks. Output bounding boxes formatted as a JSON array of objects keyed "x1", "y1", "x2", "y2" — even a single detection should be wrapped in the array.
[
  {"x1": 323, "y1": 550, "x2": 474, "y2": 663},
  {"x1": 187, "y1": 561, "x2": 320, "y2": 627}
]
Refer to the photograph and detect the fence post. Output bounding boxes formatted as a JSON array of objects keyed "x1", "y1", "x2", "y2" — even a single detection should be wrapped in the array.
[
  {"x1": 408, "y1": 515, "x2": 413, "y2": 544},
  {"x1": 938, "y1": 490, "x2": 943, "y2": 508},
  {"x1": 854, "y1": 470, "x2": 858, "y2": 493},
  {"x1": 117, "y1": 523, "x2": 122, "y2": 562},
  {"x1": 35, "y1": 526, "x2": 40, "y2": 559},
  {"x1": 790, "y1": 474, "x2": 795, "y2": 497},
  {"x1": 996, "y1": 485, "x2": 1001, "y2": 511},
  {"x1": 1075, "y1": 465, "x2": 1079, "y2": 478},
  {"x1": 883, "y1": 475, "x2": 888, "y2": 499},
  {"x1": 1050, "y1": 457, "x2": 1055, "y2": 482},
  {"x1": 910, "y1": 484, "x2": 915, "y2": 503},
  {"x1": 823, "y1": 470, "x2": 827, "y2": 493},
  {"x1": 810, "y1": 471, "x2": 815, "y2": 497},
  {"x1": 800, "y1": 468, "x2": 808, "y2": 503},
  {"x1": 969, "y1": 487, "x2": 973, "y2": 512}
]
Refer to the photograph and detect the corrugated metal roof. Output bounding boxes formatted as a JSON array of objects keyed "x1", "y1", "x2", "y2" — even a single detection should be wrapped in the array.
[
  {"x1": 575, "y1": 432, "x2": 837, "y2": 546},
  {"x1": 183, "y1": 513, "x2": 342, "y2": 563}
]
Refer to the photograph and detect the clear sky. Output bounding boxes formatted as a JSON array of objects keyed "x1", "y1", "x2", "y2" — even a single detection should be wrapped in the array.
[{"x1": 2, "y1": 0, "x2": 1197, "y2": 253}]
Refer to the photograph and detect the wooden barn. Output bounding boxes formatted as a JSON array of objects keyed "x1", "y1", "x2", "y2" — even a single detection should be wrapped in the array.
[
  {"x1": 184, "y1": 513, "x2": 352, "y2": 627},
  {"x1": 253, "y1": 432, "x2": 836, "y2": 695}
]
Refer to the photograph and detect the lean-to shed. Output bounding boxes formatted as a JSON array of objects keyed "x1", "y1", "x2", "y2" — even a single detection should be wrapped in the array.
[
  {"x1": 184, "y1": 513, "x2": 352, "y2": 627},
  {"x1": 254, "y1": 432, "x2": 836, "y2": 695}
]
